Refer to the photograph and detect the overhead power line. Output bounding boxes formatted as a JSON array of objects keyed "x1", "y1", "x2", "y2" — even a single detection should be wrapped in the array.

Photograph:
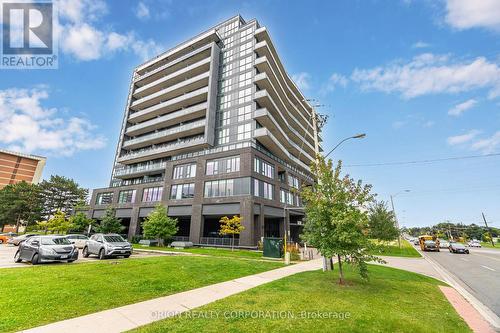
[{"x1": 346, "y1": 153, "x2": 500, "y2": 167}]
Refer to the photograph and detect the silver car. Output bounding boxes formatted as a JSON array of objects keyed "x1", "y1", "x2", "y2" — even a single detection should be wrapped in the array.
[
  {"x1": 66, "y1": 234, "x2": 89, "y2": 249},
  {"x1": 83, "y1": 234, "x2": 132, "y2": 260},
  {"x1": 14, "y1": 236, "x2": 79, "y2": 264}
]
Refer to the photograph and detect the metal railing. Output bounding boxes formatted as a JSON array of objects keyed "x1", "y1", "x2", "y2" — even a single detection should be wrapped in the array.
[
  {"x1": 114, "y1": 162, "x2": 167, "y2": 177},
  {"x1": 111, "y1": 176, "x2": 164, "y2": 188},
  {"x1": 172, "y1": 236, "x2": 190, "y2": 242},
  {"x1": 199, "y1": 237, "x2": 240, "y2": 247}
]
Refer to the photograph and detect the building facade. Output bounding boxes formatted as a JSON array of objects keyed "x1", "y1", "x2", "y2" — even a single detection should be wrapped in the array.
[
  {"x1": 88, "y1": 15, "x2": 322, "y2": 248},
  {"x1": 0, "y1": 149, "x2": 46, "y2": 189}
]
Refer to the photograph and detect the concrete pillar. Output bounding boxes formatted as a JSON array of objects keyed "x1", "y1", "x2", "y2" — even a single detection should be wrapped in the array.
[
  {"x1": 127, "y1": 207, "x2": 140, "y2": 240},
  {"x1": 239, "y1": 198, "x2": 253, "y2": 247},
  {"x1": 189, "y1": 204, "x2": 203, "y2": 244}
]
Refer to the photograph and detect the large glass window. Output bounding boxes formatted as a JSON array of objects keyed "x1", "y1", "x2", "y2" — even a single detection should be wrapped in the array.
[
  {"x1": 142, "y1": 186, "x2": 163, "y2": 202},
  {"x1": 173, "y1": 163, "x2": 196, "y2": 179},
  {"x1": 288, "y1": 174, "x2": 299, "y2": 188},
  {"x1": 95, "y1": 192, "x2": 113, "y2": 205},
  {"x1": 254, "y1": 157, "x2": 275, "y2": 179},
  {"x1": 118, "y1": 189, "x2": 136, "y2": 204},
  {"x1": 204, "y1": 177, "x2": 250, "y2": 198},
  {"x1": 170, "y1": 183, "x2": 195, "y2": 200},
  {"x1": 206, "y1": 156, "x2": 240, "y2": 175},
  {"x1": 254, "y1": 179, "x2": 274, "y2": 200},
  {"x1": 237, "y1": 123, "x2": 252, "y2": 141}
]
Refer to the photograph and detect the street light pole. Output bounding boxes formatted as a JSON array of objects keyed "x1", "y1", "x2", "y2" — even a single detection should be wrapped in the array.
[
  {"x1": 324, "y1": 134, "x2": 366, "y2": 159},
  {"x1": 390, "y1": 190, "x2": 410, "y2": 248}
]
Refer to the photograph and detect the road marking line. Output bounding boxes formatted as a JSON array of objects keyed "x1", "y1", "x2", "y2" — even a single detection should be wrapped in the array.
[{"x1": 481, "y1": 265, "x2": 496, "y2": 272}]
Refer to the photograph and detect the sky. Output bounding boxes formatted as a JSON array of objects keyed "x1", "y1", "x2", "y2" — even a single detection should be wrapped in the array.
[{"x1": 0, "y1": 0, "x2": 499, "y2": 228}]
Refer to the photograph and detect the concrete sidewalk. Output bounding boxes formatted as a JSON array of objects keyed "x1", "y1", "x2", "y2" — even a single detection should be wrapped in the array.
[{"x1": 20, "y1": 259, "x2": 322, "y2": 333}]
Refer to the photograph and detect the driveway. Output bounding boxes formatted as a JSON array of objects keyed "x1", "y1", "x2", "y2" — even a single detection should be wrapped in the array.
[{"x1": 0, "y1": 244, "x2": 166, "y2": 269}]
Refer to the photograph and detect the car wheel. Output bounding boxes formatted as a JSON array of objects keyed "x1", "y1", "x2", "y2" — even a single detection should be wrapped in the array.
[
  {"x1": 32, "y1": 253, "x2": 39, "y2": 265},
  {"x1": 0, "y1": 239, "x2": 3, "y2": 244},
  {"x1": 67, "y1": 260, "x2": 75, "y2": 263},
  {"x1": 82, "y1": 247, "x2": 90, "y2": 258},
  {"x1": 98, "y1": 248, "x2": 106, "y2": 260},
  {"x1": 14, "y1": 251, "x2": 22, "y2": 263}
]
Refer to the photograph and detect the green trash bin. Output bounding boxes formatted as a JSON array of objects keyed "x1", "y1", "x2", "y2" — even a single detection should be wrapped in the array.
[{"x1": 263, "y1": 237, "x2": 283, "y2": 258}]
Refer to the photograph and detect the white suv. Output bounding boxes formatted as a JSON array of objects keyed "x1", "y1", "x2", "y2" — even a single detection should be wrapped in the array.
[{"x1": 83, "y1": 234, "x2": 133, "y2": 259}]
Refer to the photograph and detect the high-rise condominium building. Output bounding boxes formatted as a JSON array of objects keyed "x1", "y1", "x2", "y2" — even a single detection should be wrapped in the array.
[{"x1": 88, "y1": 15, "x2": 322, "y2": 248}]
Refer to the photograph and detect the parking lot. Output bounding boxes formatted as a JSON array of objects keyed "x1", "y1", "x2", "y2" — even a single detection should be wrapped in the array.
[{"x1": 0, "y1": 244, "x2": 166, "y2": 269}]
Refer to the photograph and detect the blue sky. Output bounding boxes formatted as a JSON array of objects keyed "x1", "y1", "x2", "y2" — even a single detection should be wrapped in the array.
[{"x1": 1, "y1": 0, "x2": 499, "y2": 227}]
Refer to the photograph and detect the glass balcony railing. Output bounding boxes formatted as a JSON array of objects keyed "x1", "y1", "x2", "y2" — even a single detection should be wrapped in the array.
[{"x1": 113, "y1": 162, "x2": 167, "y2": 177}]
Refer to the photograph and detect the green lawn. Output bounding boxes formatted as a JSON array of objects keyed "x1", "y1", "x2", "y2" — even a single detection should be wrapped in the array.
[
  {"x1": 368, "y1": 239, "x2": 421, "y2": 258},
  {"x1": 480, "y1": 242, "x2": 500, "y2": 249},
  {"x1": 0, "y1": 256, "x2": 282, "y2": 332},
  {"x1": 132, "y1": 264, "x2": 470, "y2": 333},
  {"x1": 134, "y1": 244, "x2": 264, "y2": 259}
]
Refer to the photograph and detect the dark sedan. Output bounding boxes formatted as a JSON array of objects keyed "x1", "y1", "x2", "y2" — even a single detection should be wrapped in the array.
[
  {"x1": 449, "y1": 243, "x2": 469, "y2": 254},
  {"x1": 14, "y1": 235, "x2": 79, "y2": 264}
]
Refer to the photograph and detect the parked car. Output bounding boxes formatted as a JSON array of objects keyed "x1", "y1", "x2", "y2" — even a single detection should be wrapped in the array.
[
  {"x1": 65, "y1": 234, "x2": 89, "y2": 249},
  {"x1": 423, "y1": 240, "x2": 440, "y2": 252},
  {"x1": 8, "y1": 234, "x2": 37, "y2": 246},
  {"x1": 413, "y1": 239, "x2": 420, "y2": 245},
  {"x1": 439, "y1": 240, "x2": 450, "y2": 248},
  {"x1": 468, "y1": 240, "x2": 481, "y2": 248},
  {"x1": 83, "y1": 234, "x2": 132, "y2": 259},
  {"x1": 14, "y1": 235, "x2": 79, "y2": 264},
  {"x1": 449, "y1": 243, "x2": 469, "y2": 254},
  {"x1": 0, "y1": 232, "x2": 17, "y2": 244}
]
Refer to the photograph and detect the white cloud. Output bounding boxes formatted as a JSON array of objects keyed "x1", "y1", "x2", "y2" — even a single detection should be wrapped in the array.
[
  {"x1": 471, "y1": 131, "x2": 500, "y2": 154},
  {"x1": 448, "y1": 99, "x2": 478, "y2": 116},
  {"x1": 57, "y1": 0, "x2": 162, "y2": 61},
  {"x1": 445, "y1": 0, "x2": 500, "y2": 31},
  {"x1": 292, "y1": 72, "x2": 311, "y2": 91},
  {"x1": 412, "y1": 41, "x2": 430, "y2": 49},
  {"x1": 351, "y1": 53, "x2": 500, "y2": 99},
  {"x1": 325, "y1": 73, "x2": 348, "y2": 92},
  {"x1": 392, "y1": 120, "x2": 407, "y2": 129},
  {"x1": 0, "y1": 88, "x2": 106, "y2": 156},
  {"x1": 447, "y1": 129, "x2": 481, "y2": 145},
  {"x1": 136, "y1": 2, "x2": 151, "y2": 20}
]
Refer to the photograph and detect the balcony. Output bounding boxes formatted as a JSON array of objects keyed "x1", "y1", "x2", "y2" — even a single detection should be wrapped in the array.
[
  {"x1": 253, "y1": 128, "x2": 310, "y2": 171},
  {"x1": 122, "y1": 119, "x2": 206, "y2": 150},
  {"x1": 126, "y1": 102, "x2": 207, "y2": 136},
  {"x1": 133, "y1": 57, "x2": 211, "y2": 99},
  {"x1": 117, "y1": 135, "x2": 207, "y2": 164},
  {"x1": 130, "y1": 71, "x2": 210, "y2": 111},
  {"x1": 113, "y1": 161, "x2": 166, "y2": 179},
  {"x1": 128, "y1": 86, "x2": 208, "y2": 123},
  {"x1": 111, "y1": 176, "x2": 165, "y2": 188}
]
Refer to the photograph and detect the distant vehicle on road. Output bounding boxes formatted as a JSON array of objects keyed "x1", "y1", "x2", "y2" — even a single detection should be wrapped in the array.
[
  {"x1": 439, "y1": 240, "x2": 450, "y2": 248},
  {"x1": 14, "y1": 236, "x2": 79, "y2": 264},
  {"x1": 419, "y1": 235, "x2": 440, "y2": 251},
  {"x1": 449, "y1": 243, "x2": 469, "y2": 254},
  {"x1": 83, "y1": 234, "x2": 132, "y2": 260},
  {"x1": 8, "y1": 234, "x2": 37, "y2": 246},
  {"x1": 422, "y1": 240, "x2": 440, "y2": 252},
  {"x1": 467, "y1": 240, "x2": 481, "y2": 248},
  {"x1": 0, "y1": 232, "x2": 17, "y2": 244},
  {"x1": 413, "y1": 239, "x2": 420, "y2": 245},
  {"x1": 65, "y1": 234, "x2": 89, "y2": 249}
]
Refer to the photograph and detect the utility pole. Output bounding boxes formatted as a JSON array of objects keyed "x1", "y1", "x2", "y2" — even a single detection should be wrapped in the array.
[
  {"x1": 390, "y1": 195, "x2": 401, "y2": 248},
  {"x1": 482, "y1": 212, "x2": 495, "y2": 247}
]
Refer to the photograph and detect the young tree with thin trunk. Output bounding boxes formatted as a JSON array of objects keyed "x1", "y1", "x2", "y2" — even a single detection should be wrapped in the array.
[
  {"x1": 219, "y1": 215, "x2": 244, "y2": 251},
  {"x1": 142, "y1": 205, "x2": 178, "y2": 246},
  {"x1": 96, "y1": 207, "x2": 124, "y2": 234},
  {"x1": 300, "y1": 156, "x2": 383, "y2": 284},
  {"x1": 368, "y1": 201, "x2": 399, "y2": 243}
]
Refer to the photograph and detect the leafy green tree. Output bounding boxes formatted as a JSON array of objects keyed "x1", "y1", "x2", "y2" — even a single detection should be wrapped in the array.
[
  {"x1": 96, "y1": 207, "x2": 124, "y2": 234},
  {"x1": 36, "y1": 220, "x2": 50, "y2": 234},
  {"x1": 47, "y1": 210, "x2": 73, "y2": 234},
  {"x1": 69, "y1": 212, "x2": 96, "y2": 233},
  {"x1": 219, "y1": 215, "x2": 245, "y2": 251},
  {"x1": 300, "y1": 157, "x2": 382, "y2": 284},
  {"x1": 142, "y1": 205, "x2": 178, "y2": 246},
  {"x1": 368, "y1": 201, "x2": 399, "y2": 242},
  {"x1": 0, "y1": 181, "x2": 43, "y2": 232},
  {"x1": 39, "y1": 175, "x2": 88, "y2": 218}
]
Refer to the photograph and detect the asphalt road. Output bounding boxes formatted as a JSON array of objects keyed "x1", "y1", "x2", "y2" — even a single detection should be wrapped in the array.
[
  {"x1": 423, "y1": 246, "x2": 500, "y2": 317},
  {"x1": 0, "y1": 244, "x2": 165, "y2": 269}
]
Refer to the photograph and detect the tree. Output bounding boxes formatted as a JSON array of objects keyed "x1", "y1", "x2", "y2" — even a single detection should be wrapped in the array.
[
  {"x1": 142, "y1": 205, "x2": 178, "y2": 246},
  {"x1": 95, "y1": 207, "x2": 124, "y2": 234},
  {"x1": 70, "y1": 212, "x2": 96, "y2": 233},
  {"x1": 368, "y1": 201, "x2": 399, "y2": 242},
  {"x1": 46, "y1": 210, "x2": 73, "y2": 234},
  {"x1": 0, "y1": 181, "x2": 43, "y2": 232},
  {"x1": 300, "y1": 157, "x2": 382, "y2": 284},
  {"x1": 219, "y1": 215, "x2": 245, "y2": 251},
  {"x1": 39, "y1": 175, "x2": 88, "y2": 219},
  {"x1": 36, "y1": 220, "x2": 50, "y2": 234}
]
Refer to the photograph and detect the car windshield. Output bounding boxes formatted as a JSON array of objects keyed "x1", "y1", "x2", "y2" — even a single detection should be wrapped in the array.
[
  {"x1": 104, "y1": 235, "x2": 125, "y2": 242},
  {"x1": 425, "y1": 241, "x2": 435, "y2": 245},
  {"x1": 454, "y1": 244, "x2": 465, "y2": 249},
  {"x1": 41, "y1": 237, "x2": 71, "y2": 245}
]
